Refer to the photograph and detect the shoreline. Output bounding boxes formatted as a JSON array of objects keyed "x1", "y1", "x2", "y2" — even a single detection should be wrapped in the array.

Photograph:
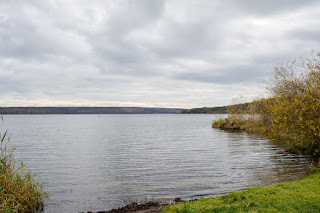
[
  {"x1": 163, "y1": 170, "x2": 320, "y2": 212},
  {"x1": 80, "y1": 198, "x2": 185, "y2": 213},
  {"x1": 85, "y1": 202, "x2": 169, "y2": 213},
  {"x1": 81, "y1": 167, "x2": 315, "y2": 213}
]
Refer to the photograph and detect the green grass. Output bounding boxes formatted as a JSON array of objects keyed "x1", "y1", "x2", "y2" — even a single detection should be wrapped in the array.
[
  {"x1": 162, "y1": 171, "x2": 320, "y2": 213},
  {"x1": 1, "y1": 118, "x2": 49, "y2": 212}
]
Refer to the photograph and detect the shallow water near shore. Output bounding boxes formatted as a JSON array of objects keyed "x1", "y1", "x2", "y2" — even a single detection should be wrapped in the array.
[{"x1": 1, "y1": 114, "x2": 312, "y2": 212}]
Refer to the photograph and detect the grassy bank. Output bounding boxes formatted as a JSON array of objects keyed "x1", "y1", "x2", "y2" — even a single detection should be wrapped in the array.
[
  {"x1": 0, "y1": 119, "x2": 49, "y2": 212},
  {"x1": 163, "y1": 169, "x2": 320, "y2": 212}
]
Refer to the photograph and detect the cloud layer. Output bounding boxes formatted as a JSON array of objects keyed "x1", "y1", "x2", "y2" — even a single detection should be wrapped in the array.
[{"x1": 1, "y1": 0, "x2": 320, "y2": 108}]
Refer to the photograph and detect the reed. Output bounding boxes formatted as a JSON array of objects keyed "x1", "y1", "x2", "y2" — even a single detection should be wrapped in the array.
[{"x1": 0, "y1": 117, "x2": 49, "y2": 212}]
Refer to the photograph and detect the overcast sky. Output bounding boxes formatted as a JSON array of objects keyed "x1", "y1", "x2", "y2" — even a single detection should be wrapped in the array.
[{"x1": 0, "y1": 0, "x2": 320, "y2": 108}]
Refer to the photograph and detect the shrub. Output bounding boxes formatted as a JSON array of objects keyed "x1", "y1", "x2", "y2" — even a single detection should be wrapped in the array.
[
  {"x1": 251, "y1": 51, "x2": 320, "y2": 155},
  {"x1": 213, "y1": 51, "x2": 320, "y2": 156}
]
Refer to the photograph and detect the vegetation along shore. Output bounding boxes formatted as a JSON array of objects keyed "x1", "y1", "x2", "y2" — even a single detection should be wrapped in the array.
[
  {"x1": 213, "y1": 51, "x2": 320, "y2": 157},
  {"x1": 163, "y1": 52, "x2": 320, "y2": 212},
  {"x1": 0, "y1": 116, "x2": 49, "y2": 212}
]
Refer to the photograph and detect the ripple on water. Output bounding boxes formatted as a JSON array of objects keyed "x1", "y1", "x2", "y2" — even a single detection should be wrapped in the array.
[{"x1": 1, "y1": 114, "x2": 312, "y2": 213}]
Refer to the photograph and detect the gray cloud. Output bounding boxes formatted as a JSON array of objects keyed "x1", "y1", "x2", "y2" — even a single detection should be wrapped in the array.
[
  {"x1": 173, "y1": 64, "x2": 270, "y2": 84},
  {"x1": 0, "y1": 0, "x2": 320, "y2": 108},
  {"x1": 225, "y1": 0, "x2": 319, "y2": 16}
]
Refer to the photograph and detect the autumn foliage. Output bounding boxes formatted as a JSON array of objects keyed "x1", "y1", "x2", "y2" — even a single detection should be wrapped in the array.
[{"x1": 214, "y1": 51, "x2": 320, "y2": 155}]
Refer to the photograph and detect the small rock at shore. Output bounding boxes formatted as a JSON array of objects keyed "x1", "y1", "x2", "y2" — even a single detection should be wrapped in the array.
[
  {"x1": 85, "y1": 202, "x2": 169, "y2": 213},
  {"x1": 173, "y1": 198, "x2": 183, "y2": 203}
]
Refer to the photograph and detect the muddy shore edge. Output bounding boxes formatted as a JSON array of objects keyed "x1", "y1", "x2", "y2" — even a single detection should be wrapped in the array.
[{"x1": 81, "y1": 198, "x2": 187, "y2": 213}]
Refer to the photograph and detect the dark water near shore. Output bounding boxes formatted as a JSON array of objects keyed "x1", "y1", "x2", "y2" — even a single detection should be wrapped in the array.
[{"x1": 1, "y1": 114, "x2": 312, "y2": 212}]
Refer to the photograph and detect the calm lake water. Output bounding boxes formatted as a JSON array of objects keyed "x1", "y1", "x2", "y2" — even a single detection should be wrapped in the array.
[{"x1": 1, "y1": 114, "x2": 312, "y2": 212}]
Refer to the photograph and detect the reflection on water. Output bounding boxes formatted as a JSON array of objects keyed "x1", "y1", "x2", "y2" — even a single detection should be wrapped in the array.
[{"x1": 1, "y1": 114, "x2": 312, "y2": 212}]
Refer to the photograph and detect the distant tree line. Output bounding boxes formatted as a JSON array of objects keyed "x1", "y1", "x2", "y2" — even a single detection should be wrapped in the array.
[
  {"x1": 182, "y1": 106, "x2": 228, "y2": 114},
  {"x1": 182, "y1": 103, "x2": 250, "y2": 114},
  {"x1": 0, "y1": 107, "x2": 185, "y2": 114}
]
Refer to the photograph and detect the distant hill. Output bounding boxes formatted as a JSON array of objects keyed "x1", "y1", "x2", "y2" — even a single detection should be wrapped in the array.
[
  {"x1": 0, "y1": 107, "x2": 185, "y2": 114},
  {"x1": 181, "y1": 103, "x2": 250, "y2": 114},
  {"x1": 181, "y1": 106, "x2": 228, "y2": 114}
]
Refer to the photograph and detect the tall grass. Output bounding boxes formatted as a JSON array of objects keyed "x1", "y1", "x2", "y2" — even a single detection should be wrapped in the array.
[{"x1": 0, "y1": 116, "x2": 49, "y2": 212}]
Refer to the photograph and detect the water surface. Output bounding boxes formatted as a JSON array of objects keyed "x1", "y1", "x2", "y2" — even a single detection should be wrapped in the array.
[{"x1": 1, "y1": 114, "x2": 312, "y2": 212}]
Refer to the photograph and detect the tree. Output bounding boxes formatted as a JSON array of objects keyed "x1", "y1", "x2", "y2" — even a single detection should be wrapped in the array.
[{"x1": 252, "y1": 51, "x2": 320, "y2": 155}]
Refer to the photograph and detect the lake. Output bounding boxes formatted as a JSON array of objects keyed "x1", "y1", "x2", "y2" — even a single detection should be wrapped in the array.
[{"x1": 0, "y1": 114, "x2": 312, "y2": 212}]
